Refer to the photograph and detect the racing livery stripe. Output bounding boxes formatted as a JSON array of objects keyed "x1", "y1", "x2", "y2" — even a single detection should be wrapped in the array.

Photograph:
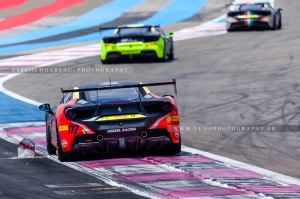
[
  {"x1": 0, "y1": 0, "x2": 27, "y2": 10},
  {"x1": 0, "y1": 0, "x2": 86, "y2": 31}
]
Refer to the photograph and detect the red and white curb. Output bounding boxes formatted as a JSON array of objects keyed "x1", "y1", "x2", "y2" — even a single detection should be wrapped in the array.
[{"x1": 1, "y1": 123, "x2": 300, "y2": 199}]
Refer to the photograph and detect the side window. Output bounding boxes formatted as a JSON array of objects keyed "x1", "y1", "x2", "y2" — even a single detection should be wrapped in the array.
[
  {"x1": 156, "y1": 27, "x2": 166, "y2": 37},
  {"x1": 60, "y1": 93, "x2": 72, "y2": 104}
]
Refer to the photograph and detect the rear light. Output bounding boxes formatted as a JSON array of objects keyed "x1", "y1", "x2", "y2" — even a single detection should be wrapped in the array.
[
  {"x1": 162, "y1": 100, "x2": 173, "y2": 112},
  {"x1": 260, "y1": 16, "x2": 271, "y2": 22},
  {"x1": 103, "y1": 37, "x2": 118, "y2": 44},
  {"x1": 65, "y1": 108, "x2": 76, "y2": 120},
  {"x1": 144, "y1": 35, "x2": 160, "y2": 42},
  {"x1": 226, "y1": 16, "x2": 238, "y2": 23}
]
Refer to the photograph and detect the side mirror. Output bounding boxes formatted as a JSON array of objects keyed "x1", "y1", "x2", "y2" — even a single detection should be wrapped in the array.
[
  {"x1": 39, "y1": 104, "x2": 53, "y2": 115},
  {"x1": 278, "y1": 8, "x2": 283, "y2": 12},
  {"x1": 167, "y1": 32, "x2": 174, "y2": 38}
]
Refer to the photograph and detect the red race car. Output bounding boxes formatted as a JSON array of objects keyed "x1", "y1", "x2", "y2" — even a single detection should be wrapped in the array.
[{"x1": 39, "y1": 80, "x2": 181, "y2": 161}]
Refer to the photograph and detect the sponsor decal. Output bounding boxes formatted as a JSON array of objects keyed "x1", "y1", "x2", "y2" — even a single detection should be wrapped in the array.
[
  {"x1": 172, "y1": 116, "x2": 179, "y2": 122},
  {"x1": 118, "y1": 107, "x2": 122, "y2": 112},
  {"x1": 107, "y1": 128, "x2": 137, "y2": 133},
  {"x1": 61, "y1": 139, "x2": 68, "y2": 148},
  {"x1": 58, "y1": 125, "x2": 68, "y2": 131}
]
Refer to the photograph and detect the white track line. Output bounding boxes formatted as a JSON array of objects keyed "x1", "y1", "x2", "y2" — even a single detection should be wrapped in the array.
[{"x1": 182, "y1": 146, "x2": 300, "y2": 186}]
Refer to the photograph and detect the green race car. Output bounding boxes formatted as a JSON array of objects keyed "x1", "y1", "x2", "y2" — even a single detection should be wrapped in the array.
[{"x1": 100, "y1": 24, "x2": 174, "y2": 64}]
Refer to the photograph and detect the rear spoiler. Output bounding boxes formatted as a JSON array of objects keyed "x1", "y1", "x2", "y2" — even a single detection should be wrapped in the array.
[
  {"x1": 99, "y1": 25, "x2": 160, "y2": 32},
  {"x1": 61, "y1": 79, "x2": 177, "y2": 95}
]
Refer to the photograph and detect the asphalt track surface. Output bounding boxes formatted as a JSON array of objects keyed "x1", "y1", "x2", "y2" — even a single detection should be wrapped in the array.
[
  {"x1": 0, "y1": 139, "x2": 146, "y2": 199},
  {"x1": 5, "y1": 0, "x2": 300, "y2": 181}
]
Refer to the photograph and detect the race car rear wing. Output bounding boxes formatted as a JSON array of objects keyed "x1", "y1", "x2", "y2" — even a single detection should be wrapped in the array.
[
  {"x1": 99, "y1": 25, "x2": 160, "y2": 32},
  {"x1": 60, "y1": 79, "x2": 177, "y2": 95}
]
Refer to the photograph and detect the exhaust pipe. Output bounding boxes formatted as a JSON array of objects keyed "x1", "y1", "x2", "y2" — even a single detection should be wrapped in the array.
[
  {"x1": 97, "y1": 134, "x2": 104, "y2": 142},
  {"x1": 140, "y1": 131, "x2": 148, "y2": 138}
]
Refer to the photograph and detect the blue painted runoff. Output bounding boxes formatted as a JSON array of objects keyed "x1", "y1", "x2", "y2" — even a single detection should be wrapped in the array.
[
  {"x1": 0, "y1": 92, "x2": 44, "y2": 124},
  {"x1": 0, "y1": 0, "x2": 208, "y2": 54},
  {"x1": 0, "y1": 0, "x2": 144, "y2": 46}
]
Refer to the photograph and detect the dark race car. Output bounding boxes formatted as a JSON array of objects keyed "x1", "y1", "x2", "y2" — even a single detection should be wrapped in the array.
[
  {"x1": 226, "y1": 0, "x2": 282, "y2": 31},
  {"x1": 99, "y1": 24, "x2": 174, "y2": 64},
  {"x1": 39, "y1": 80, "x2": 181, "y2": 161}
]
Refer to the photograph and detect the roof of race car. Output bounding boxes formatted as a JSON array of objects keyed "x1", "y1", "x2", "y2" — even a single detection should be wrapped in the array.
[
  {"x1": 233, "y1": 0, "x2": 273, "y2": 5},
  {"x1": 117, "y1": 24, "x2": 158, "y2": 28},
  {"x1": 77, "y1": 81, "x2": 142, "y2": 90}
]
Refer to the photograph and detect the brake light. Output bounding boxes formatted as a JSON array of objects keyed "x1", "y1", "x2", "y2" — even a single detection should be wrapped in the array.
[
  {"x1": 103, "y1": 37, "x2": 118, "y2": 44},
  {"x1": 260, "y1": 16, "x2": 271, "y2": 22},
  {"x1": 226, "y1": 16, "x2": 238, "y2": 23}
]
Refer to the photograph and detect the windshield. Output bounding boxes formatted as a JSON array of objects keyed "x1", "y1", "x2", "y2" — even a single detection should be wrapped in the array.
[
  {"x1": 118, "y1": 27, "x2": 151, "y2": 35},
  {"x1": 230, "y1": 3, "x2": 270, "y2": 11},
  {"x1": 86, "y1": 88, "x2": 140, "y2": 104}
]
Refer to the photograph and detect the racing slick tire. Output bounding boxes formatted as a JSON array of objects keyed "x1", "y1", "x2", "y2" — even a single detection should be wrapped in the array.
[
  {"x1": 46, "y1": 126, "x2": 56, "y2": 155},
  {"x1": 101, "y1": 59, "x2": 109, "y2": 64},
  {"x1": 272, "y1": 16, "x2": 277, "y2": 30},
  {"x1": 168, "y1": 46, "x2": 174, "y2": 60},
  {"x1": 57, "y1": 133, "x2": 72, "y2": 162},
  {"x1": 165, "y1": 140, "x2": 181, "y2": 155},
  {"x1": 278, "y1": 13, "x2": 282, "y2": 29}
]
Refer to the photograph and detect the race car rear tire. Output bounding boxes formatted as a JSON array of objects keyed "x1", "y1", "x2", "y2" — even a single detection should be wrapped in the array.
[
  {"x1": 46, "y1": 126, "x2": 56, "y2": 155},
  {"x1": 278, "y1": 13, "x2": 282, "y2": 29},
  {"x1": 272, "y1": 16, "x2": 277, "y2": 30},
  {"x1": 168, "y1": 47, "x2": 174, "y2": 60},
  {"x1": 101, "y1": 59, "x2": 109, "y2": 64},
  {"x1": 165, "y1": 140, "x2": 181, "y2": 155},
  {"x1": 57, "y1": 134, "x2": 72, "y2": 162}
]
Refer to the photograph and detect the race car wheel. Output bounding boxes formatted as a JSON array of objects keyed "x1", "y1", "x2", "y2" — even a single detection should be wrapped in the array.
[
  {"x1": 278, "y1": 13, "x2": 282, "y2": 29},
  {"x1": 272, "y1": 16, "x2": 277, "y2": 30},
  {"x1": 165, "y1": 140, "x2": 181, "y2": 155},
  {"x1": 57, "y1": 133, "x2": 72, "y2": 162},
  {"x1": 46, "y1": 126, "x2": 56, "y2": 155},
  {"x1": 168, "y1": 47, "x2": 174, "y2": 60},
  {"x1": 101, "y1": 59, "x2": 109, "y2": 64}
]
